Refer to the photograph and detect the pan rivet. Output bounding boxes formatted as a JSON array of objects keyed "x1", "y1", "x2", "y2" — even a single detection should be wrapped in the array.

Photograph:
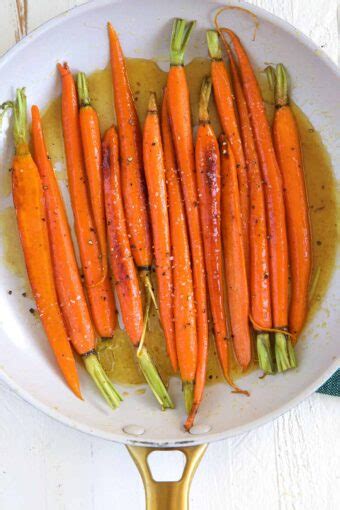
[
  {"x1": 123, "y1": 425, "x2": 145, "y2": 436},
  {"x1": 189, "y1": 424, "x2": 211, "y2": 435}
]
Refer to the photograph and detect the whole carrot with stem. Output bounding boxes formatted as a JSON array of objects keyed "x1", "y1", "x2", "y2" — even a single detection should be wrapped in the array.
[
  {"x1": 107, "y1": 23, "x2": 156, "y2": 307},
  {"x1": 58, "y1": 63, "x2": 116, "y2": 339},
  {"x1": 161, "y1": 90, "x2": 197, "y2": 419},
  {"x1": 220, "y1": 135, "x2": 252, "y2": 369},
  {"x1": 218, "y1": 27, "x2": 291, "y2": 370},
  {"x1": 195, "y1": 78, "x2": 232, "y2": 386},
  {"x1": 143, "y1": 92, "x2": 177, "y2": 373},
  {"x1": 31, "y1": 104, "x2": 122, "y2": 408},
  {"x1": 102, "y1": 126, "x2": 173, "y2": 409},
  {"x1": 76, "y1": 71, "x2": 117, "y2": 336},
  {"x1": 270, "y1": 64, "x2": 311, "y2": 348},
  {"x1": 227, "y1": 50, "x2": 274, "y2": 373},
  {"x1": 77, "y1": 72, "x2": 107, "y2": 265},
  {"x1": 167, "y1": 18, "x2": 209, "y2": 401},
  {"x1": 8, "y1": 89, "x2": 81, "y2": 398},
  {"x1": 206, "y1": 30, "x2": 249, "y2": 275}
]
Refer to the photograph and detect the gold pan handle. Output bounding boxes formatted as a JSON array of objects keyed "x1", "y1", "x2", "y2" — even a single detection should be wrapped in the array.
[{"x1": 126, "y1": 444, "x2": 208, "y2": 510}]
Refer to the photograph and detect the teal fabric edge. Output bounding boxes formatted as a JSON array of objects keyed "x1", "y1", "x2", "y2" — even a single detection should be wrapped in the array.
[{"x1": 317, "y1": 368, "x2": 340, "y2": 396}]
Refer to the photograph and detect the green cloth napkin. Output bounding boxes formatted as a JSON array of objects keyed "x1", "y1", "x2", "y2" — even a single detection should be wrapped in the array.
[{"x1": 317, "y1": 369, "x2": 340, "y2": 396}]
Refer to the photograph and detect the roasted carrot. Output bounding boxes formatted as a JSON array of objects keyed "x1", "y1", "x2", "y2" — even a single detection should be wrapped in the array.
[
  {"x1": 161, "y1": 89, "x2": 197, "y2": 418},
  {"x1": 77, "y1": 73, "x2": 107, "y2": 266},
  {"x1": 167, "y1": 19, "x2": 209, "y2": 406},
  {"x1": 221, "y1": 29, "x2": 291, "y2": 370},
  {"x1": 220, "y1": 135, "x2": 252, "y2": 369},
  {"x1": 206, "y1": 30, "x2": 249, "y2": 275},
  {"x1": 227, "y1": 51, "x2": 274, "y2": 373},
  {"x1": 271, "y1": 64, "x2": 311, "y2": 347},
  {"x1": 143, "y1": 93, "x2": 177, "y2": 372},
  {"x1": 58, "y1": 63, "x2": 116, "y2": 339},
  {"x1": 102, "y1": 126, "x2": 173, "y2": 409},
  {"x1": 31, "y1": 104, "x2": 121, "y2": 408},
  {"x1": 9, "y1": 89, "x2": 81, "y2": 398},
  {"x1": 76, "y1": 72, "x2": 116, "y2": 323},
  {"x1": 195, "y1": 78, "x2": 231, "y2": 382},
  {"x1": 107, "y1": 23, "x2": 156, "y2": 305}
]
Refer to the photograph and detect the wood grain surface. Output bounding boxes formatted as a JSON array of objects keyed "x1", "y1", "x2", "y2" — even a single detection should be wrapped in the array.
[{"x1": 0, "y1": 1, "x2": 339, "y2": 509}]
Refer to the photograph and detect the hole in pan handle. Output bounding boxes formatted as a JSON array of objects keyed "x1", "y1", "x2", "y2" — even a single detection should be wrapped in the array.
[{"x1": 126, "y1": 444, "x2": 208, "y2": 510}]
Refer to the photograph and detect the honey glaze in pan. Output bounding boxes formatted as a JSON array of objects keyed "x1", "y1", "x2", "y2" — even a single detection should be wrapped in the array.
[{"x1": 0, "y1": 58, "x2": 337, "y2": 386}]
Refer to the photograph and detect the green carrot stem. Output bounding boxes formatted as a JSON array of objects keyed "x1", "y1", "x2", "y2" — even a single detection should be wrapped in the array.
[
  {"x1": 309, "y1": 266, "x2": 321, "y2": 303},
  {"x1": 0, "y1": 100, "x2": 14, "y2": 132},
  {"x1": 76, "y1": 72, "x2": 91, "y2": 108},
  {"x1": 198, "y1": 76, "x2": 212, "y2": 123},
  {"x1": 183, "y1": 381, "x2": 194, "y2": 414},
  {"x1": 257, "y1": 333, "x2": 275, "y2": 374},
  {"x1": 137, "y1": 346, "x2": 174, "y2": 410},
  {"x1": 265, "y1": 65, "x2": 276, "y2": 94},
  {"x1": 137, "y1": 284, "x2": 152, "y2": 356},
  {"x1": 136, "y1": 271, "x2": 172, "y2": 409},
  {"x1": 206, "y1": 29, "x2": 222, "y2": 60},
  {"x1": 170, "y1": 18, "x2": 196, "y2": 66},
  {"x1": 275, "y1": 64, "x2": 289, "y2": 107},
  {"x1": 140, "y1": 270, "x2": 159, "y2": 316},
  {"x1": 12, "y1": 88, "x2": 28, "y2": 152},
  {"x1": 83, "y1": 352, "x2": 122, "y2": 409},
  {"x1": 287, "y1": 339, "x2": 297, "y2": 368},
  {"x1": 275, "y1": 332, "x2": 297, "y2": 372}
]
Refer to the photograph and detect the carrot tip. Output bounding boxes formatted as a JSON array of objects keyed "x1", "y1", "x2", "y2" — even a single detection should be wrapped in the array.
[
  {"x1": 230, "y1": 386, "x2": 250, "y2": 397},
  {"x1": 256, "y1": 333, "x2": 275, "y2": 374},
  {"x1": 137, "y1": 346, "x2": 174, "y2": 410},
  {"x1": 83, "y1": 353, "x2": 122, "y2": 409},
  {"x1": 57, "y1": 62, "x2": 70, "y2": 76},
  {"x1": 147, "y1": 92, "x2": 158, "y2": 112},
  {"x1": 73, "y1": 386, "x2": 83, "y2": 400},
  {"x1": 184, "y1": 402, "x2": 199, "y2": 431},
  {"x1": 275, "y1": 333, "x2": 297, "y2": 372}
]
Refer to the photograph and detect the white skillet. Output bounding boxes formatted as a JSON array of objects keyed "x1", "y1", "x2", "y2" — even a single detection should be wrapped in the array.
[{"x1": 0, "y1": 0, "x2": 339, "y2": 476}]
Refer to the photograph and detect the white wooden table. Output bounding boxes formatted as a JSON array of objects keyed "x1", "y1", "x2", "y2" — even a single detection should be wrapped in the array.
[{"x1": 0, "y1": 1, "x2": 339, "y2": 509}]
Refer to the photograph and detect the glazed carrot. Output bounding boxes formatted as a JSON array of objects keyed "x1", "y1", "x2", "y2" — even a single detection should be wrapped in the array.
[
  {"x1": 271, "y1": 64, "x2": 311, "y2": 345},
  {"x1": 220, "y1": 136, "x2": 252, "y2": 369},
  {"x1": 32, "y1": 105, "x2": 96, "y2": 354},
  {"x1": 195, "y1": 78, "x2": 230, "y2": 382},
  {"x1": 77, "y1": 73, "x2": 107, "y2": 264},
  {"x1": 102, "y1": 128, "x2": 143, "y2": 345},
  {"x1": 206, "y1": 30, "x2": 249, "y2": 275},
  {"x1": 167, "y1": 19, "x2": 209, "y2": 401},
  {"x1": 161, "y1": 90, "x2": 197, "y2": 416},
  {"x1": 227, "y1": 51, "x2": 274, "y2": 373},
  {"x1": 31, "y1": 104, "x2": 121, "y2": 408},
  {"x1": 102, "y1": 126, "x2": 173, "y2": 409},
  {"x1": 9, "y1": 89, "x2": 80, "y2": 398},
  {"x1": 76, "y1": 72, "x2": 117, "y2": 337},
  {"x1": 220, "y1": 29, "x2": 291, "y2": 369},
  {"x1": 58, "y1": 63, "x2": 116, "y2": 339},
  {"x1": 107, "y1": 23, "x2": 155, "y2": 304},
  {"x1": 143, "y1": 93, "x2": 177, "y2": 372}
]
